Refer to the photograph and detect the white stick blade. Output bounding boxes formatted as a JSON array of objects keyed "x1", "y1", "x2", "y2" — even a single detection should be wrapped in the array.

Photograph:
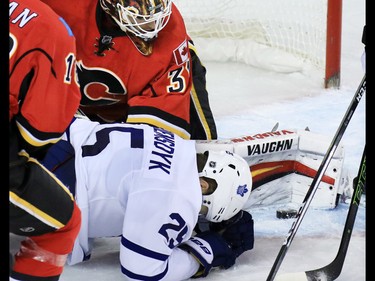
[{"x1": 274, "y1": 272, "x2": 308, "y2": 281}]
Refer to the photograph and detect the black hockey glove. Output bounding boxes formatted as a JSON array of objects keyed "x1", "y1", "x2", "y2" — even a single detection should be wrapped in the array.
[
  {"x1": 210, "y1": 210, "x2": 254, "y2": 257},
  {"x1": 179, "y1": 231, "x2": 236, "y2": 278}
]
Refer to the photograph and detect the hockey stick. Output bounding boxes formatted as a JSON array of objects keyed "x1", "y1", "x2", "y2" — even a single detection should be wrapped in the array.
[
  {"x1": 266, "y1": 75, "x2": 366, "y2": 281},
  {"x1": 274, "y1": 146, "x2": 366, "y2": 281}
]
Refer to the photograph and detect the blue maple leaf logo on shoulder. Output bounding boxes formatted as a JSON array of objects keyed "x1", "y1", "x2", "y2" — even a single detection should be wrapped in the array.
[{"x1": 236, "y1": 184, "x2": 249, "y2": 197}]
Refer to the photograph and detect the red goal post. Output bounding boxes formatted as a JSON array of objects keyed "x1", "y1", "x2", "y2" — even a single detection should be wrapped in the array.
[{"x1": 174, "y1": 0, "x2": 342, "y2": 88}]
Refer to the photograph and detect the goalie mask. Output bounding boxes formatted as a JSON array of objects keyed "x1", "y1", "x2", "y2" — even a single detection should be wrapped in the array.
[
  {"x1": 100, "y1": 0, "x2": 172, "y2": 41},
  {"x1": 199, "y1": 150, "x2": 252, "y2": 223}
]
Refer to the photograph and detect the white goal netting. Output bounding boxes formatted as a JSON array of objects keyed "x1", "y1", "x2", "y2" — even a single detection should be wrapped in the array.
[{"x1": 174, "y1": 0, "x2": 329, "y2": 76}]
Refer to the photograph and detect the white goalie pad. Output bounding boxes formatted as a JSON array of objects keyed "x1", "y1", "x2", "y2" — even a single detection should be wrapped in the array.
[{"x1": 196, "y1": 129, "x2": 347, "y2": 209}]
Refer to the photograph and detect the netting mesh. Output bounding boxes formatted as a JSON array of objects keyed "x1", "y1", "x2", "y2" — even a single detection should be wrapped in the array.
[{"x1": 174, "y1": 0, "x2": 327, "y2": 70}]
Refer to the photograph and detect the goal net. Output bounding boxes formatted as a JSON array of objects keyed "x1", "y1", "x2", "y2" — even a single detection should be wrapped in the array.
[{"x1": 173, "y1": 0, "x2": 342, "y2": 88}]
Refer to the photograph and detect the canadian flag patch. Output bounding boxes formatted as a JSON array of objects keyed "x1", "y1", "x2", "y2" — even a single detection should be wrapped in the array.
[{"x1": 173, "y1": 40, "x2": 189, "y2": 65}]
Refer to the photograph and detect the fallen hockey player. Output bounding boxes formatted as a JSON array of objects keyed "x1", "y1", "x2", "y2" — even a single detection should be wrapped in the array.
[{"x1": 42, "y1": 116, "x2": 255, "y2": 280}]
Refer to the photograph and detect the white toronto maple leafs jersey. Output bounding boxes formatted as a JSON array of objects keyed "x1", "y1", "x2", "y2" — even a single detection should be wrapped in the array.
[{"x1": 64, "y1": 118, "x2": 202, "y2": 280}]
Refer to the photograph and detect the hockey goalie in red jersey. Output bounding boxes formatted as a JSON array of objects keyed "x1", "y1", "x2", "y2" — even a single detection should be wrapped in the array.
[
  {"x1": 9, "y1": 0, "x2": 81, "y2": 280},
  {"x1": 40, "y1": 0, "x2": 217, "y2": 140}
]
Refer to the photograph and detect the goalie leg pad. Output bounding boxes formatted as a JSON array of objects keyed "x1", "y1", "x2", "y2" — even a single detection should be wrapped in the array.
[{"x1": 196, "y1": 128, "x2": 346, "y2": 209}]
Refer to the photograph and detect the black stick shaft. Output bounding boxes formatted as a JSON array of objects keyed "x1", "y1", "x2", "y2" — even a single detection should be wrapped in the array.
[
  {"x1": 266, "y1": 75, "x2": 366, "y2": 281},
  {"x1": 305, "y1": 145, "x2": 366, "y2": 280}
]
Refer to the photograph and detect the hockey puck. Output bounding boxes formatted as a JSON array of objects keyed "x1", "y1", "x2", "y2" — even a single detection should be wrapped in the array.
[{"x1": 276, "y1": 209, "x2": 297, "y2": 219}]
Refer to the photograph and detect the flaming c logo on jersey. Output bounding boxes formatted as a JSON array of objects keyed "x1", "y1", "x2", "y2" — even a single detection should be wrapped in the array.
[{"x1": 173, "y1": 39, "x2": 189, "y2": 65}]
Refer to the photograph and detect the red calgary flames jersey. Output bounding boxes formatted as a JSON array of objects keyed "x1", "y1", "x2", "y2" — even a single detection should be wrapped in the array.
[
  {"x1": 9, "y1": 0, "x2": 81, "y2": 148},
  {"x1": 41, "y1": 0, "x2": 193, "y2": 139}
]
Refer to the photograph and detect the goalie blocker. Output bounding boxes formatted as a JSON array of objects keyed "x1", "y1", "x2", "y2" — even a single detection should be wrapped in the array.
[{"x1": 196, "y1": 128, "x2": 350, "y2": 210}]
